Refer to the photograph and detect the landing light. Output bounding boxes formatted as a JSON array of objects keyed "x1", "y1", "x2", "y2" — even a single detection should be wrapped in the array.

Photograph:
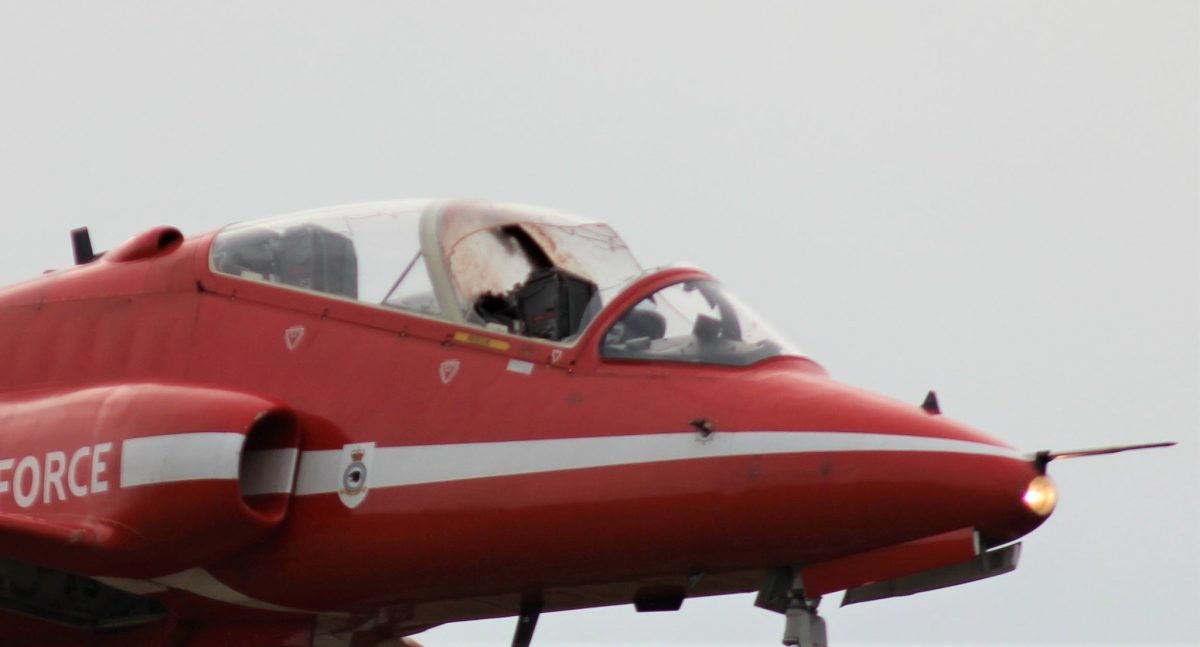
[{"x1": 1022, "y1": 475, "x2": 1058, "y2": 517}]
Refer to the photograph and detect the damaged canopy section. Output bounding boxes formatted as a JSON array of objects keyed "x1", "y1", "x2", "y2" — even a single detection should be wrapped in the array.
[{"x1": 210, "y1": 200, "x2": 644, "y2": 342}]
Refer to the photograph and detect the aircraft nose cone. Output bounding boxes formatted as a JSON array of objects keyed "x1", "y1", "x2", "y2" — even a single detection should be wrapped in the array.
[
  {"x1": 970, "y1": 456, "x2": 1057, "y2": 545},
  {"x1": 725, "y1": 370, "x2": 1058, "y2": 548}
]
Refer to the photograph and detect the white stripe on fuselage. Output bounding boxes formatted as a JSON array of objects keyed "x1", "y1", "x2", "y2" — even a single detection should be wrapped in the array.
[
  {"x1": 96, "y1": 431, "x2": 1022, "y2": 615},
  {"x1": 114, "y1": 430, "x2": 1020, "y2": 494},
  {"x1": 119, "y1": 433, "x2": 295, "y2": 493},
  {"x1": 120, "y1": 432, "x2": 243, "y2": 487},
  {"x1": 293, "y1": 431, "x2": 1023, "y2": 495}
]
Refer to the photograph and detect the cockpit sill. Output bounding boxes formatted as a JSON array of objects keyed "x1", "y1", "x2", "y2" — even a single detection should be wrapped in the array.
[{"x1": 198, "y1": 200, "x2": 818, "y2": 373}]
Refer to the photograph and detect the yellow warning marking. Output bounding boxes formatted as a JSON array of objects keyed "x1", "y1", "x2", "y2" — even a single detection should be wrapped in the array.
[{"x1": 453, "y1": 331, "x2": 511, "y2": 352}]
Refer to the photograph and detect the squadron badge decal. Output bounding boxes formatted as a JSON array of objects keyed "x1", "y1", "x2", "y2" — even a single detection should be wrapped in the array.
[{"x1": 338, "y1": 442, "x2": 375, "y2": 509}]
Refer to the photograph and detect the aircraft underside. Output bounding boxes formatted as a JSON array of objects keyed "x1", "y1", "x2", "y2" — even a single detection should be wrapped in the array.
[{"x1": 0, "y1": 533, "x2": 1027, "y2": 647}]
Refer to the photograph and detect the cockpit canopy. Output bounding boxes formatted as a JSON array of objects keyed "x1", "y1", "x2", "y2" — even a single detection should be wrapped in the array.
[
  {"x1": 210, "y1": 200, "x2": 800, "y2": 365},
  {"x1": 211, "y1": 200, "x2": 642, "y2": 340}
]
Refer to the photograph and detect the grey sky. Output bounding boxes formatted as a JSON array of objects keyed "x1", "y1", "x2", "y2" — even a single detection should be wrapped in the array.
[{"x1": 1, "y1": 1, "x2": 1196, "y2": 644}]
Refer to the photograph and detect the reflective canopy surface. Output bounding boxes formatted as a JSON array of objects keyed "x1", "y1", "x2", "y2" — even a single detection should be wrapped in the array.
[{"x1": 211, "y1": 200, "x2": 800, "y2": 363}]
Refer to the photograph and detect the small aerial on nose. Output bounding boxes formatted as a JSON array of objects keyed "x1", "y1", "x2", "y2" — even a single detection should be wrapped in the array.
[{"x1": 1032, "y1": 441, "x2": 1177, "y2": 474}]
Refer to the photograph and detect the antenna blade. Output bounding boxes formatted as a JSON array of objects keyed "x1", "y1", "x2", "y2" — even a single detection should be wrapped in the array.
[
  {"x1": 71, "y1": 227, "x2": 95, "y2": 265},
  {"x1": 920, "y1": 390, "x2": 941, "y2": 415}
]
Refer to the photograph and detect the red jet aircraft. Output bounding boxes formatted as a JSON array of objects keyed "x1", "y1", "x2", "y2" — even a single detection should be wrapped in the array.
[{"x1": 0, "y1": 200, "x2": 1172, "y2": 646}]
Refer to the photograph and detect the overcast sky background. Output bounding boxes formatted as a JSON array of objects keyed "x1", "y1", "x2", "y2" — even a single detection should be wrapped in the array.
[{"x1": 1, "y1": 2, "x2": 1196, "y2": 645}]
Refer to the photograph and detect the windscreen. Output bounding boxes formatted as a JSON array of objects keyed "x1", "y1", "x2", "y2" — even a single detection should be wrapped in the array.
[{"x1": 601, "y1": 279, "x2": 798, "y2": 366}]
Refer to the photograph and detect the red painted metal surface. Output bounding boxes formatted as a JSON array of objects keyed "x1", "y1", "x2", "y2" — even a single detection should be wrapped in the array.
[
  {"x1": 0, "y1": 202, "x2": 1054, "y2": 645},
  {"x1": 800, "y1": 527, "x2": 979, "y2": 597},
  {"x1": 0, "y1": 384, "x2": 296, "y2": 576}
]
